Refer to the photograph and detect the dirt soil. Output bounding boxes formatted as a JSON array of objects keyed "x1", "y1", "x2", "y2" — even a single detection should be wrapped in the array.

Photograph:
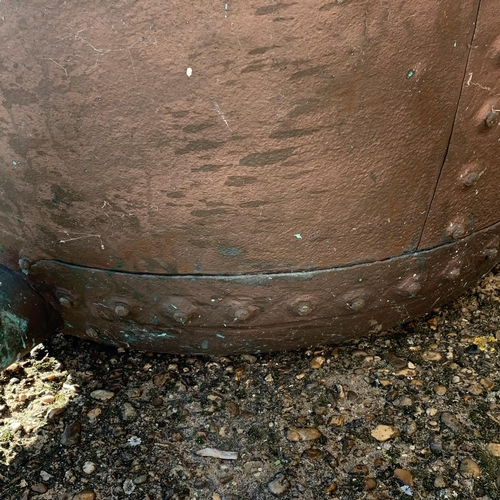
[{"x1": 2, "y1": 266, "x2": 500, "y2": 500}]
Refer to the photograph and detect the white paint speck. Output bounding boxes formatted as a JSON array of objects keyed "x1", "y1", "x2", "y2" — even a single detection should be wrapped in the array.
[
  {"x1": 186, "y1": 67, "x2": 193, "y2": 77},
  {"x1": 294, "y1": 234, "x2": 302, "y2": 239}
]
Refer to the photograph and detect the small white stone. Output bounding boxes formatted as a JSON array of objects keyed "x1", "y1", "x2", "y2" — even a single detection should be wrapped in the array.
[
  {"x1": 186, "y1": 67, "x2": 193, "y2": 77},
  {"x1": 83, "y1": 461, "x2": 96, "y2": 474},
  {"x1": 90, "y1": 390, "x2": 115, "y2": 401}
]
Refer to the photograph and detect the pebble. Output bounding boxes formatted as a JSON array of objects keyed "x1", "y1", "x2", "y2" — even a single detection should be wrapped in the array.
[
  {"x1": 310, "y1": 356, "x2": 325, "y2": 369},
  {"x1": 422, "y1": 351, "x2": 442, "y2": 362},
  {"x1": 153, "y1": 373, "x2": 168, "y2": 388},
  {"x1": 82, "y1": 462, "x2": 96, "y2": 474},
  {"x1": 122, "y1": 402, "x2": 138, "y2": 421},
  {"x1": 227, "y1": 402, "x2": 240, "y2": 417},
  {"x1": 397, "y1": 396, "x2": 413, "y2": 407},
  {"x1": 40, "y1": 395, "x2": 55, "y2": 404},
  {"x1": 87, "y1": 408, "x2": 102, "y2": 421},
  {"x1": 40, "y1": 471, "x2": 52, "y2": 481},
  {"x1": 480, "y1": 378, "x2": 495, "y2": 390},
  {"x1": 459, "y1": 458, "x2": 481, "y2": 478},
  {"x1": 286, "y1": 427, "x2": 322, "y2": 441},
  {"x1": 303, "y1": 448, "x2": 322, "y2": 459},
  {"x1": 426, "y1": 408, "x2": 438, "y2": 416},
  {"x1": 441, "y1": 412, "x2": 461, "y2": 433},
  {"x1": 47, "y1": 407, "x2": 66, "y2": 419},
  {"x1": 467, "y1": 383, "x2": 483, "y2": 396},
  {"x1": 434, "y1": 385, "x2": 447, "y2": 395},
  {"x1": 10, "y1": 422, "x2": 23, "y2": 432},
  {"x1": 123, "y1": 479, "x2": 135, "y2": 495},
  {"x1": 487, "y1": 443, "x2": 500, "y2": 457},
  {"x1": 31, "y1": 483, "x2": 48, "y2": 493},
  {"x1": 363, "y1": 478, "x2": 377, "y2": 491},
  {"x1": 133, "y1": 474, "x2": 148, "y2": 484},
  {"x1": 72, "y1": 491, "x2": 96, "y2": 500},
  {"x1": 350, "y1": 464, "x2": 369, "y2": 475},
  {"x1": 395, "y1": 368, "x2": 417, "y2": 377},
  {"x1": 383, "y1": 353, "x2": 407, "y2": 369},
  {"x1": 434, "y1": 475, "x2": 447, "y2": 488},
  {"x1": 330, "y1": 415, "x2": 345, "y2": 426},
  {"x1": 404, "y1": 420, "x2": 417, "y2": 436},
  {"x1": 267, "y1": 473, "x2": 290, "y2": 496},
  {"x1": 90, "y1": 390, "x2": 115, "y2": 401},
  {"x1": 394, "y1": 468, "x2": 413, "y2": 486},
  {"x1": 371, "y1": 425, "x2": 397, "y2": 442},
  {"x1": 61, "y1": 421, "x2": 81, "y2": 446}
]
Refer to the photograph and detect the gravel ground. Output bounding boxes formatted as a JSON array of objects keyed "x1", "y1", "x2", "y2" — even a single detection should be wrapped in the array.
[{"x1": 2, "y1": 266, "x2": 500, "y2": 500}]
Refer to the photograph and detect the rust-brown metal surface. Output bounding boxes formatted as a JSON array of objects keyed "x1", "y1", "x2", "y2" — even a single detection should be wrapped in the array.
[
  {"x1": 419, "y1": 0, "x2": 500, "y2": 248},
  {"x1": 0, "y1": 0, "x2": 479, "y2": 274},
  {"x1": 0, "y1": 0, "x2": 499, "y2": 355}
]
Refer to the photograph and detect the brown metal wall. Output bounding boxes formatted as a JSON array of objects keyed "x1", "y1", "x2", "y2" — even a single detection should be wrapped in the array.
[
  {"x1": 0, "y1": 1, "x2": 479, "y2": 275},
  {"x1": 419, "y1": 0, "x2": 500, "y2": 248}
]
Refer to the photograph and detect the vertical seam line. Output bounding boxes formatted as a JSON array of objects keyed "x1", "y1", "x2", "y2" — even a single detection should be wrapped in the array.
[{"x1": 415, "y1": 0, "x2": 483, "y2": 249}]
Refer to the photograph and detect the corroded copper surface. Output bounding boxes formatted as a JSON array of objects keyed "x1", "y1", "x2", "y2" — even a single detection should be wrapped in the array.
[
  {"x1": 26, "y1": 222, "x2": 500, "y2": 354},
  {"x1": 419, "y1": 0, "x2": 500, "y2": 248},
  {"x1": 1, "y1": 1, "x2": 500, "y2": 356},
  {"x1": 0, "y1": 0, "x2": 479, "y2": 274}
]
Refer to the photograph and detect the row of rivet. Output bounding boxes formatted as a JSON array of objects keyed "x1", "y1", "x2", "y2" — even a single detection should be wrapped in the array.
[{"x1": 17, "y1": 242, "x2": 499, "y2": 328}]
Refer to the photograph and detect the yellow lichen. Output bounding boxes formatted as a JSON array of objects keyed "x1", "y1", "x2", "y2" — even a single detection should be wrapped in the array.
[{"x1": 473, "y1": 336, "x2": 497, "y2": 352}]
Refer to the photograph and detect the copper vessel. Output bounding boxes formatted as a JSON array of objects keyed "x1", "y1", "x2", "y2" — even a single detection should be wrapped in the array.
[{"x1": 0, "y1": 0, "x2": 499, "y2": 368}]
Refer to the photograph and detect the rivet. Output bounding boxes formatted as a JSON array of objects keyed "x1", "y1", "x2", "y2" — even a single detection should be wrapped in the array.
[
  {"x1": 85, "y1": 326, "x2": 99, "y2": 339},
  {"x1": 59, "y1": 296, "x2": 72, "y2": 308},
  {"x1": 233, "y1": 307, "x2": 253, "y2": 321},
  {"x1": 294, "y1": 302, "x2": 313, "y2": 316},
  {"x1": 114, "y1": 303, "x2": 130, "y2": 317},
  {"x1": 398, "y1": 277, "x2": 421, "y2": 297},
  {"x1": 18, "y1": 258, "x2": 31, "y2": 271},
  {"x1": 485, "y1": 109, "x2": 499, "y2": 128},
  {"x1": 446, "y1": 223, "x2": 466, "y2": 240},
  {"x1": 173, "y1": 310, "x2": 190, "y2": 324},
  {"x1": 348, "y1": 298, "x2": 365, "y2": 311},
  {"x1": 462, "y1": 172, "x2": 480, "y2": 187},
  {"x1": 484, "y1": 248, "x2": 499, "y2": 260}
]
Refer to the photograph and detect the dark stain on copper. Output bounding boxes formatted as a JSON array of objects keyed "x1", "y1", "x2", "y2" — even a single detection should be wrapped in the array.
[
  {"x1": 175, "y1": 140, "x2": 223, "y2": 155},
  {"x1": 167, "y1": 192, "x2": 185, "y2": 198},
  {"x1": 51, "y1": 185, "x2": 82, "y2": 206},
  {"x1": 1, "y1": 87, "x2": 37, "y2": 109},
  {"x1": 191, "y1": 164, "x2": 224, "y2": 172},
  {"x1": 171, "y1": 110, "x2": 189, "y2": 118},
  {"x1": 319, "y1": 2, "x2": 336, "y2": 10},
  {"x1": 239, "y1": 148, "x2": 295, "y2": 167},
  {"x1": 269, "y1": 128, "x2": 318, "y2": 139},
  {"x1": 182, "y1": 122, "x2": 214, "y2": 134},
  {"x1": 241, "y1": 63, "x2": 266, "y2": 73},
  {"x1": 191, "y1": 208, "x2": 230, "y2": 217},
  {"x1": 248, "y1": 46, "x2": 279, "y2": 55},
  {"x1": 240, "y1": 200, "x2": 269, "y2": 208},
  {"x1": 255, "y1": 3, "x2": 296, "y2": 15},
  {"x1": 225, "y1": 176, "x2": 258, "y2": 186},
  {"x1": 291, "y1": 66, "x2": 327, "y2": 81}
]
